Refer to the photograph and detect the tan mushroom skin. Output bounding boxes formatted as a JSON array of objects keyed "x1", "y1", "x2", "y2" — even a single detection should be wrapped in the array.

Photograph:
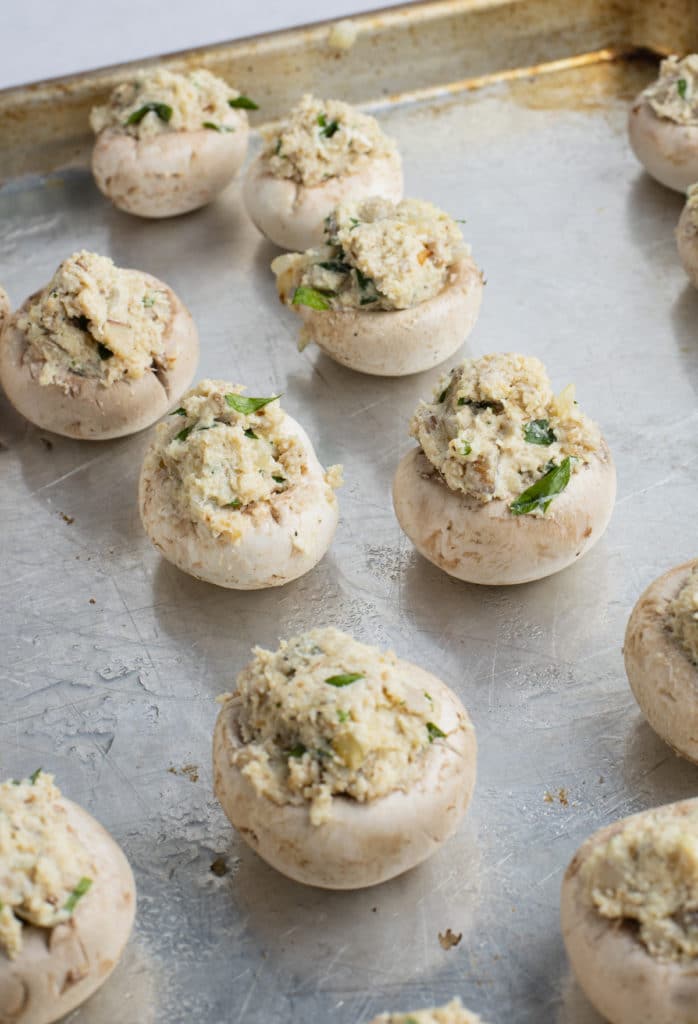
[
  {"x1": 273, "y1": 196, "x2": 483, "y2": 376},
  {"x1": 561, "y1": 799, "x2": 698, "y2": 1024},
  {"x1": 624, "y1": 560, "x2": 698, "y2": 763},
  {"x1": 0, "y1": 252, "x2": 198, "y2": 440},
  {"x1": 677, "y1": 185, "x2": 698, "y2": 288},
  {"x1": 90, "y1": 68, "x2": 250, "y2": 218},
  {"x1": 243, "y1": 94, "x2": 403, "y2": 250},
  {"x1": 393, "y1": 354, "x2": 616, "y2": 585},
  {"x1": 628, "y1": 55, "x2": 698, "y2": 192},
  {"x1": 0, "y1": 775, "x2": 136, "y2": 1024},
  {"x1": 213, "y1": 628, "x2": 477, "y2": 889}
]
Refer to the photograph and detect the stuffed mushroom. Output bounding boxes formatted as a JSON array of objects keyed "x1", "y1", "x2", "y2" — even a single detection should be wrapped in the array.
[
  {"x1": 0, "y1": 771, "x2": 135, "y2": 1024},
  {"x1": 676, "y1": 184, "x2": 698, "y2": 286},
  {"x1": 139, "y1": 380, "x2": 341, "y2": 588},
  {"x1": 0, "y1": 286, "x2": 9, "y2": 335},
  {"x1": 213, "y1": 627, "x2": 477, "y2": 889},
  {"x1": 0, "y1": 251, "x2": 198, "y2": 440},
  {"x1": 367, "y1": 999, "x2": 490, "y2": 1024},
  {"x1": 628, "y1": 55, "x2": 698, "y2": 192},
  {"x1": 624, "y1": 559, "x2": 698, "y2": 763},
  {"x1": 90, "y1": 67, "x2": 254, "y2": 218},
  {"x1": 243, "y1": 94, "x2": 402, "y2": 251},
  {"x1": 393, "y1": 353, "x2": 616, "y2": 585},
  {"x1": 561, "y1": 798, "x2": 698, "y2": 1024},
  {"x1": 272, "y1": 197, "x2": 483, "y2": 376}
]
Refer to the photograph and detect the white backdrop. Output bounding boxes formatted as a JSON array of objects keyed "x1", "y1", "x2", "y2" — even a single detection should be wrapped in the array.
[{"x1": 0, "y1": 1, "x2": 405, "y2": 90}]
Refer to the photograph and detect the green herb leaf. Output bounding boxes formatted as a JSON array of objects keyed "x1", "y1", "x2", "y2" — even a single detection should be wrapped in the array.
[
  {"x1": 360, "y1": 295, "x2": 378, "y2": 305},
  {"x1": 292, "y1": 286, "x2": 331, "y2": 311},
  {"x1": 355, "y1": 267, "x2": 373, "y2": 290},
  {"x1": 458, "y1": 440, "x2": 472, "y2": 457},
  {"x1": 202, "y1": 121, "x2": 235, "y2": 133},
  {"x1": 523, "y1": 419, "x2": 557, "y2": 446},
  {"x1": 427, "y1": 721, "x2": 446, "y2": 742},
  {"x1": 349, "y1": 217, "x2": 360, "y2": 229},
  {"x1": 175, "y1": 425, "x2": 194, "y2": 442},
  {"x1": 678, "y1": 78, "x2": 688, "y2": 99},
  {"x1": 457, "y1": 397, "x2": 502, "y2": 411},
  {"x1": 325, "y1": 673, "x2": 364, "y2": 687},
  {"x1": 287, "y1": 743, "x2": 306, "y2": 758},
  {"x1": 96, "y1": 342, "x2": 112, "y2": 360},
  {"x1": 274, "y1": 138, "x2": 282, "y2": 155},
  {"x1": 244, "y1": 427, "x2": 259, "y2": 439},
  {"x1": 336, "y1": 709, "x2": 350, "y2": 723},
  {"x1": 225, "y1": 498, "x2": 242, "y2": 509},
  {"x1": 64, "y1": 877, "x2": 93, "y2": 913},
  {"x1": 424, "y1": 692, "x2": 433, "y2": 702},
  {"x1": 29, "y1": 768, "x2": 42, "y2": 785},
  {"x1": 229, "y1": 95, "x2": 259, "y2": 110},
  {"x1": 126, "y1": 102, "x2": 173, "y2": 125},
  {"x1": 272, "y1": 474, "x2": 286, "y2": 483},
  {"x1": 438, "y1": 386, "x2": 449, "y2": 403},
  {"x1": 225, "y1": 393, "x2": 281, "y2": 415},
  {"x1": 319, "y1": 117, "x2": 340, "y2": 138},
  {"x1": 142, "y1": 294, "x2": 156, "y2": 307},
  {"x1": 509, "y1": 456, "x2": 572, "y2": 516},
  {"x1": 318, "y1": 260, "x2": 351, "y2": 274},
  {"x1": 171, "y1": 407, "x2": 187, "y2": 416}
]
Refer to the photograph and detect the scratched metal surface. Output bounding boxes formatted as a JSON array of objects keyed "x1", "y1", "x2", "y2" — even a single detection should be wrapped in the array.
[{"x1": 1, "y1": 56, "x2": 698, "y2": 1024}]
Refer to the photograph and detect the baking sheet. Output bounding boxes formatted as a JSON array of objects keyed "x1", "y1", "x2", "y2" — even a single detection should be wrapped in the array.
[{"x1": 1, "y1": 5, "x2": 698, "y2": 1022}]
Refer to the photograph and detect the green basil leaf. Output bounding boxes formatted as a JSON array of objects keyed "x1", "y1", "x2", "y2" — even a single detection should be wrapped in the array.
[
  {"x1": 523, "y1": 419, "x2": 557, "y2": 446},
  {"x1": 678, "y1": 78, "x2": 688, "y2": 99},
  {"x1": 64, "y1": 877, "x2": 92, "y2": 913},
  {"x1": 292, "y1": 286, "x2": 331, "y2": 311},
  {"x1": 202, "y1": 121, "x2": 235, "y2": 133},
  {"x1": 126, "y1": 102, "x2": 172, "y2": 125},
  {"x1": 509, "y1": 456, "x2": 572, "y2": 516},
  {"x1": 458, "y1": 440, "x2": 472, "y2": 457},
  {"x1": 225, "y1": 393, "x2": 281, "y2": 414},
  {"x1": 229, "y1": 95, "x2": 258, "y2": 110},
  {"x1": 427, "y1": 722, "x2": 446, "y2": 741},
  {"x1": 325, "y1": 673, "x2": 364, "y2": 687},
  {"x1": 287, "y1": 743, "x2": 306, "y2": 758}
]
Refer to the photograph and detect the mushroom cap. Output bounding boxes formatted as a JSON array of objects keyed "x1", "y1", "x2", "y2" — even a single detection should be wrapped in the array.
[
  {"x1": 277, "y1": 256, "x2": 483, "y2": 377},
  {"x1": 676, "y1": 201, "x2": 698, "y2": 288},
  {"x1": 139, "y1": 415, "x2": 339, "y2": 589},
  {"x1": 242, "y1": 149, "x2": 403, "y2": 251},
  {"x1": 0, "y1": 276, "x2": 198, "y2": 441},
  {"x1": 213, "y1": 664, "x2": 477, "y2": 889},
  {"x1": 0, "y1": 798, "x2": 136, "y2": 1024},
  {"x1": 624, "y1": 560, "x2": 698, "y2": 764},
  {"x1": 392, "y1": 443, "x2": 616, "y2": 585},
  {"x1": 628, "y1": 97, "x2": 698, "y2": 193},
  {"x1": 92, "y1": 123, "x2": 249, "y2": 218},
  {"x1": 560, "y1": 799, "x2": 698, "y2": 1024},
  {"x1": 0, "y1": 287, "x2": 9, "y2": 335}
]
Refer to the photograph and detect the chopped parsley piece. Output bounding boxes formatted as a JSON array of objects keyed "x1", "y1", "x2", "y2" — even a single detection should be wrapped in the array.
[
  {"x1": 458, "y1": 440, "x2": 472, "y2": 457},
  {"x1": 126, "y1": 102, "x2": 173, "y2": 125},
  {"x1": 292, "y1": 286, "x2": 331, "y2": 311},
  {"x1": 509, "y1": 456, "x2": 572, "y2": 516},
  {"x1": 229, "y1": 95, "x2": 259, "y2": 110},
  {"x1": 523, "y1": 419, "x2": 557, "y2": 446},
  {"x1": 427, "y1": 721, "x2": 446, "y2": 742},
  {"x1": 244, "y1": 427, "x2": 259, "y2": 439},
  {"x1": 424, "y1": 692, "x2": 433, "y2": 702},
  {"x1": 336, "y1": 709, "x2": 350, "y2": 723},
  {"x1": 349, "y1": 217, "x2": 360, "y2": 229},
  {"x1": 96, "y1": 342, "x2": 113, "y2": 360},
  {"x1": 64, "y1": 877, "x2": 93, "y2": 913},
  {"x1": 142, "y1": 294, "x2": 156, "y2": 307},
  {"x1": 202, "y1": 121, "x2": 235, "y2": 132},
  {"x1": 678, "y1": 78, "x2": 688, "y2": 99},
  {"x1": 318, "y1": 260, "x2": 351, "y2": 274},
  {"x1": 274, "y1": 138, "x2": 282, "y2": 155},
  {"x1": 175, "y1": 424, "x2": 194, "y2": 442},
  {"x1": 225, "y1": 498, "x2": 242, "y2": 509},
  {"x1": 355, "y1": 267, "x2": 372, "y2": 290},
  {"x1": 325, "y1": 672, "x2": 364, "y2": 687},
  {"x1": 457, "y1": 397, "x2": 502, "y2": 412},
  {"x1": 225, "y1": 393, "x2": 281, "y2": 414},
  {"x1": 360, "y1": 295, "x2": 378, "y2": 305},
  {"x1": 29, "y1": 767, "x2": 42, "y2": 785},
  {"x1": 171, "y1": 407, "x2": 187, "y2": 416},
  {"x1": 272, "y1": 474, "x2": 286, "y2": 483},
  {"x1": 287, "y1": 743, "x2": 307, "y2": 758},
  {"x1": 317, "y1": 114, "x2": 340, "y2": 137},
  {"x1": 438, "y1": 386, "x2": 449, "y2": 403}
]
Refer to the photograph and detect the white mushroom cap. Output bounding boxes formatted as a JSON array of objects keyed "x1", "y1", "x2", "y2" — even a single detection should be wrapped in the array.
[
  {"x1": 275, "y1": 255, "x2": 483, "y2": 376},
  {"x1": 0, "y1": 799, "x2": 135, "y2": 1024},
  {"x1": 561, "y1": 799, "x2": 698, "y2": 1024},
  {"x1": 243, "y1": 148, "x2": 403, "y2": 251},
  {"x1": 0, "y1": 276, "x2": 198, "y2": 440},
  {"x1": 92, "y1": 122, "x2": 249, "y2": 218},
  {"x1": 676, "y1": 195, "x2": 698, "y2": 287},
  {"x1": 139, "y1": 410, "x2": 339, "y2": 589},
  {"x1": 624, "y1": 560, "x2": 698, "y2": 763},
  {"x1": 0, "y1": 286, "x2": 9, "y2": 335},
  {"x1": 393, "y1": 444, "x2": 616, "y2": 585},
  {"x1": 213, "y1": 661, "x2": 476, "y2": 889},
  {"x1": 628, "y1": 98, "x2": 698, "y2": 193}
]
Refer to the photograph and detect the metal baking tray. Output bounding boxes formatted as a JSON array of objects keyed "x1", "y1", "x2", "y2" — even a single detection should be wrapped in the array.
[{"x1": 1, "y1": 1, "x2": 697, "y2": 1021}]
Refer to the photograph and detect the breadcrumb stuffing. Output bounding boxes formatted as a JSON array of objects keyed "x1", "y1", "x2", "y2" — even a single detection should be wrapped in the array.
[
  {"x1": 370, "y1": 999, "x2": 488, "y2": 1024},
  {"x1": 582, "y1": 804, "x2": 698, "y2": 961},
  {"x1": 17, "y1": 250, "x2": 171, "y2": 391},
  {"x1": 0, "y1": 773, "x2": 94, "y2": 959},
  {"x1": 150, "y1": 380, "x2": 341, "y2": 542},
  {"x1": 411, "y1": 353, "x2": 601, "y2": 509},
  {"x1": 90, "y1": 67, "x2": 247, "y2": 139},
  {"x1": 272, "y1": 197, "x2": 467, "y2": 312},
  {"x1": 667, "y1": 564, "x2": 698, "y2": 664},
  {"x1": 685, "y1": 183, "x2": 698, "y2": 229},
  {"x1": 223, "y1": 627, "x2": 448, "y2": 826},
  {"x1": 642, "y1": 55, "x2": 698, "y2": 125},
  {"x1": 261, "y1": 94, "x2": 397, "y2": 186}
]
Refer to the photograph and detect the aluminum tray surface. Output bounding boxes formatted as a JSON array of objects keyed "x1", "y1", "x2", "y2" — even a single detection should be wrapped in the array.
[{"x1": 1, "y1": 54, "x2": 697, "y2": 1024}]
